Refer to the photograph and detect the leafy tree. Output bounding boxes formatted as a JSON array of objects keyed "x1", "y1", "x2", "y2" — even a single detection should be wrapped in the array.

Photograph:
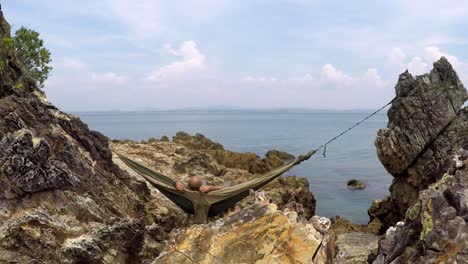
[{"x1": 13, "y1": 26, "x2": 52, "y2": 87}]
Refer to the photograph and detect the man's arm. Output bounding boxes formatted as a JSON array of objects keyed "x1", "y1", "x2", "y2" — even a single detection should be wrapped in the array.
[{"x1": 199, "y1": 185, "x2": 225, "y2": 193}]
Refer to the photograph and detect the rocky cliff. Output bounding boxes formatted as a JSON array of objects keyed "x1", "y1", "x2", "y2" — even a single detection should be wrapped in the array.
[
  {"x1": 370, "y1": 58, "x2": 468, "y2": 230},
  {"x1": 0, "y1": 10, "x2": 184, "y2": 263},
  {"x1": 369, "y1": 58, "x2": 468, "y2": 263}
]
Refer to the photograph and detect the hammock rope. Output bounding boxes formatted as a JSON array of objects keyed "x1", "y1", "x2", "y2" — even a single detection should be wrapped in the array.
[
  {"x1": 315, "y1": 98, "x2": 395, "y2": 157},
  {"x1": 313, "y1": 80, "x2": 428, "y2": 157}
]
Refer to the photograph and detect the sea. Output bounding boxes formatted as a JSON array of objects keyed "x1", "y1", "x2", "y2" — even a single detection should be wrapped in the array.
[{"x1": 75, "y1": 110, "x2": 391, "y2": 224}]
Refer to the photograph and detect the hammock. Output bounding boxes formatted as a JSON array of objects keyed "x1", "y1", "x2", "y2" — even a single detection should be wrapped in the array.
[{"x1": 116, "y1": 150, "x2": 316, "y2": 224}]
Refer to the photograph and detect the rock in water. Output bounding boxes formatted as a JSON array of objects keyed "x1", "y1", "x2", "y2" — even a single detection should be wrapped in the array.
[
  {"x1": 371, "y1": 58, "x2": 468, "y2": 229},
  {"x1": 155, "y1": 203, "x2": 334, "y2": 264},
  {"x1": 347, "y1": 179, "x2": 367, "y2": 190},
  {"x1": 372, "y1": 170, "x2": 468, "y2": 264}
]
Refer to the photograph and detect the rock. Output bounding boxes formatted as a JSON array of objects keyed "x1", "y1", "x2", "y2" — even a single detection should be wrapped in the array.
[
  {"x1": 372, "y1": 170, "x2": 468, "y2": 263},
  {"x1": 330, "y1": 215, "x2": 379, "y2": 235},
  {"x1": 155, "y1": 203, "x2": 334, "y2": 264},
  {"x1": 172, "y1": 131, "x2": 295, "y2": 174},
  {"x1": 376, "y1": 59, "x2": 467, "y2": 175},
  {"x1": 172, "y1": 131, "x2": 224, "y2": 150},
  {"x1": 266, "y1": 149, "x2": 295, "y2": 161},
  {"x1": 371, "y1": 59, "x2": 468, "y2": 230},
  {"x1": 335, "y1": 232, "x2": 379, "y2": 264},
  {"x1": 172, "y1": 151, "x2": 225, "y2": 176},
  {"x1": 347, "y1": 179, "x2": 367, "y2": 190},
  {"x1": 263, "y1": 176, "x2": 316, "y2": 219}
]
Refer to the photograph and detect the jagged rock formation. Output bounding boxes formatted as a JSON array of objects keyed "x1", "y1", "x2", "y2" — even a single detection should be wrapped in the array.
[
  {"x1": 0, "y1": 11, "x2": 185, "y2": 263},
  {"x1": 155, "y1": 203, "x2": 334, "y2": 264},
  {"x1": 111, "y1": 137, "x2": 316, "y2": 219},
  {"x1": 372, "y1": 163, "x2": 468, "y2": 263},
  {"x1": 371, "y1": 58, "x2": 468, "y2": 230}
]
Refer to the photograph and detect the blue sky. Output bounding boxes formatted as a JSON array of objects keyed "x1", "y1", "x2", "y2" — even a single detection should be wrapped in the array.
[{"x1": 3, "y1": 0, "x2": 468, "y2": 110}]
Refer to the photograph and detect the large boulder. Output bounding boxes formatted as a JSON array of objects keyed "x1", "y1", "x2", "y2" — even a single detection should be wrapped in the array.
[
  {"x1": 155, "y1": 203, "x2": 334, "y2": 264},
  {"x1": 371, "y1": 58, "x2": 468, "y2": 229},
  {"x1": 376, "y1": 58, "x2": 467, "y2": 175}
]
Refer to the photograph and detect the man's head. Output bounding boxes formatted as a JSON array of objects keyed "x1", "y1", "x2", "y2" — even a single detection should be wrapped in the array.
[{"x1": 188, "y1": 176, "x2": 203, "y2": 191}]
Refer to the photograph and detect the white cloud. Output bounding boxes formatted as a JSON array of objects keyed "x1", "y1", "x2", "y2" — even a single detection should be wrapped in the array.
[
  {"x1": 407, "y1": 56, "x2": 429, "y2": 75},
  {"x1": 364, "y1": 68, "x2": 387, "y2": 87},
  {"x1": 424, "y1": 46, "x2": 461, "y2": 69},
  {"x1": 146, "y1": 41, "x2": 206, "y2": 82},
  {"x1": 235, "y1": 65, "x2": 392, "y2": 109},
  {"x1": 320, "y1": 64, "x2": 353, "y2": 86}
]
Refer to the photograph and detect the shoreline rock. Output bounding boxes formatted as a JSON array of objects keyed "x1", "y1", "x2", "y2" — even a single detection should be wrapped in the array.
[{"x1": 369, "y1": 58, "x2": 468, "y2": 262}]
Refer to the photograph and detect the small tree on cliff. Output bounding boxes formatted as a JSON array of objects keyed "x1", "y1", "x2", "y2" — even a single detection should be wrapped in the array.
[{"x1": 13, "y1": 26, "x2": 52, "y2": 88}]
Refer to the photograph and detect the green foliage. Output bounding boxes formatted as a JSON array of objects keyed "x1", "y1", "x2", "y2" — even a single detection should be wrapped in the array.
[
  {"x1": 1, "y1": 37, "x2": 13, "y2": 50},
  {"x1": 13, "y1": 27, "x2": 52, "y2": 88}
]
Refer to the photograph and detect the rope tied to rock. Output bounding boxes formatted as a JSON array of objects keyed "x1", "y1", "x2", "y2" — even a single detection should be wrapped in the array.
[
  {"x1": 308, "y1": 79, "x2": 435, "y2": 159},
  {"x1": 313, "y1": 97, "x2": 396, "y2": 158}
]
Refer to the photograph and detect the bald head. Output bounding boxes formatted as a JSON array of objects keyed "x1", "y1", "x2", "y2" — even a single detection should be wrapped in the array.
[{"x1": 188, "y1": 176, "x2": 203, "y2": 191}]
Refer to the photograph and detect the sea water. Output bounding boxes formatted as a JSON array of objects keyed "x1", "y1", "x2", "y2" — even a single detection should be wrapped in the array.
[{"x1": 75, "y1": 110, "x2": 391, "y2": 224}]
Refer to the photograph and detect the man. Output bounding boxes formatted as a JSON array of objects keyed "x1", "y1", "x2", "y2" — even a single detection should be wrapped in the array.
[{"x1": 175, "y1": 175, "x2": 226, "y2": 193}]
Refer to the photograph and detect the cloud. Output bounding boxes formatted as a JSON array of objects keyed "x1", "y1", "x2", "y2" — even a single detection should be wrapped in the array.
[
  {"x1": 320, "y1": 64, "x2": 353, "y2": 86},
  {"x1": 407, "y1": 57, "x2": 429, "y2": 75},
  {"x1": 146, "y1": 41, "x2": 206, "y2": 82},
  {"x1": 235, "y1": 64, "x2": 390, "y2": 108},
  {"x1": 384, "y1": 46, "x2": 467, "y2": 86}
]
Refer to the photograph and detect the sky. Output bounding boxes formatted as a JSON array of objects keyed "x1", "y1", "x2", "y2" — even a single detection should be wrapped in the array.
[{"x1": 3, "y1": 0, "x2": 468, "y2": 111}]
